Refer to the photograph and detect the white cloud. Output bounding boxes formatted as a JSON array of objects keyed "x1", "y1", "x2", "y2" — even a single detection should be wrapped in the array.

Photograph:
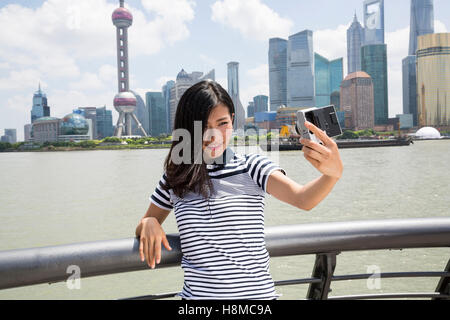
[
  {"x1": 155, "y1": 76, "x2": 176, "y2": 89},
  {"x1": 435, "y1": 20, "x2": 448, "y2": 33},
  {"x1": 211, "y1": 0, "x2": 293, "y2": 41},
  {"x1": 141, "y1": 0, "x2": 195, "y2": 35},
  {"x1": 0, "y1": 69, "x2": 43, "y2": 91},
  {"x1": 49, "y1": 89, "x2": 116, "y2": 119},
  {"x1": 69, "y1": 72, "x2": 105, "y2": 91},
  {"x1": 314, "y1": 23, "x2": 350, "y2": 75},
  {"x1": 240, "y1": 64, "x2": 269, "y2": 113},
  {"x1": 215, "y1": 77, "x2": 228, "y2": 91},
  {"x1": 6, "y1": 94, "x2": 31, "y2": 115},
  {"x1": 199, "y1": 54, "x2": 217, "y2": 68}
]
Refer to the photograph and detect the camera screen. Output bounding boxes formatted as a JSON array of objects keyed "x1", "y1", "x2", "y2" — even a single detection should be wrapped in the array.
[{"x1": 305, "y1": 112, "x2": 315, "y2": 134}]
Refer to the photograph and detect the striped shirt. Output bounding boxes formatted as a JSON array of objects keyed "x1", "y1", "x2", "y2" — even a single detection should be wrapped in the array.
[{"x1": 150, "y1": 148, "x2": 286, "y2": 300}]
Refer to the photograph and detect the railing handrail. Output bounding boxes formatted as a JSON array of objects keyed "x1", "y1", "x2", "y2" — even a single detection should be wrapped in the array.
[{"x1": 0, "y1": 217, "x2": 449, "y2": 291}]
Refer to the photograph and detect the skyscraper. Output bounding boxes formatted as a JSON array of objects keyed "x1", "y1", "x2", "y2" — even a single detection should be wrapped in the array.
[
  {"x1": 111, "y1": 0, "x2": 147, "y2": 137},
  {"x1": 403, "y1": 0, "x2": 434, "y2": 127},
  {"x1": 287, "y1": 30, "x2": 315, "y2": 108},
  {"x1": 347, "y1": 14, "x2": 365, "y2": 74},
  {"x1": 24, "y1": 124, "x2": 32, "y2": 142},
  {"x1": 417, "y1": 33, "x2": 450, "y2": 128},
  {"x1": 147, "y1": 92, "x2": 167, "y2": 137},
  {"x1": 361, "y1": 44, "x2": 389, "y2": 125},
  {"x1": 162, "y1": 80, "x2": 175, "y2": 134},
  {"x1": 314, "y1": 53, "x2": 343, "y2": 108},
  {"x1": 340, "y1": 71, "x2": 375, "y2": 130},
  {"x1": 96, "y1": 107, "x2": 114, "y2": 139},
  {"x1": 363, "y1": 0, "x2": 385, "y2": 45},
  {"x1": 402, "y1": 56, "x2": 418, "y2": 125},
  {"x1": 227, "y1": 62, "x2": 246, "y2": 130},
  {"x1": 268, "y1": 38, "x2": 288, "y2": 111},
  {"x1": 31, "y1": 84, "x2": 50, "y2": 123},
  {"x1": 247, "y1": 102, "x2": 255, "y2": 118},
  {"x1": 253, "y1": 95, "x2": 269, "y2": 114},
  {"x1": 1, "y1": 129, "x2": 17, "y2": 144},
  {"x1": 409, "y1": 0, "x2": 434, "y2": 56}
]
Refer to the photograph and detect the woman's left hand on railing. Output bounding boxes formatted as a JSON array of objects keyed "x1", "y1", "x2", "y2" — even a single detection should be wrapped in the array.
[{"x1": 138, "y1": 217, "x2": 172, "y2": 269}]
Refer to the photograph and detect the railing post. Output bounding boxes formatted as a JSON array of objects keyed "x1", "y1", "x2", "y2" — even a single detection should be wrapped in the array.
[
  {"x1": 433, "y1": 258, "x2": 450, "y2": 300},
  {"x1": 306, "y1": 252, "x2": 339, "y2": 300}
]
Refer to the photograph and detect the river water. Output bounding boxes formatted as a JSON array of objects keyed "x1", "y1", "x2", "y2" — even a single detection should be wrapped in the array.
[{"x1": 0, "y1": 140, "x2": 449, "y2": 299}]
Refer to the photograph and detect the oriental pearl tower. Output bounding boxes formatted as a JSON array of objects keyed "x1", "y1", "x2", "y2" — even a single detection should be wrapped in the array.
[{"x1": 112, "y1": 0, "x2": 147, "y2": 137}]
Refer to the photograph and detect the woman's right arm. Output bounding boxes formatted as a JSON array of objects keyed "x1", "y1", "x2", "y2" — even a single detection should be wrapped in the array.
[{"x1": 136, "y1": 202, "x2": 172, "y2": 269}]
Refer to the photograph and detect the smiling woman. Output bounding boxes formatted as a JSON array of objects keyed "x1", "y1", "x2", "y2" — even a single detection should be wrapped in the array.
[{"x1": 134, "y1": 80, "x2": 344, "y2": 300}]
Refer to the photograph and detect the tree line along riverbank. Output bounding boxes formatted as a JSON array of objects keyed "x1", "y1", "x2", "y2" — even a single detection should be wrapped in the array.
[{"x1": 1, "y1": 129, "x2": 449, "y2": 152}]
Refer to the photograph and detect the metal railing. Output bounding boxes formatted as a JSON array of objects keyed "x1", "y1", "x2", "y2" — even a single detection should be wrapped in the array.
[{"x1": 0, "y1": 217, "x2": 449, "y2": 300}]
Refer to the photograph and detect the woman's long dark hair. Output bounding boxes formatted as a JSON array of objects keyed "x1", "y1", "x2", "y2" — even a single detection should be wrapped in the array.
[{"x1": 163, "y1": 80, "x2": 235, "y2": 199}]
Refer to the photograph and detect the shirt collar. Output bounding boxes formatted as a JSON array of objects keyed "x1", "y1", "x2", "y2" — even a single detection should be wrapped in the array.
[{"x1": 206, "y1": 147, "x2": 234, "y2": 167}]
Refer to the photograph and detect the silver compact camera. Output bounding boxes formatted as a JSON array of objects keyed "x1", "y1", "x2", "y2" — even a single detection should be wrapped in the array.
[{"x1": 295, "y1": 105, "x2": 342, "y2": 145}]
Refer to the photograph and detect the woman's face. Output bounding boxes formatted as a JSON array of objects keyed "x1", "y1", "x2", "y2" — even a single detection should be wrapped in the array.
[{"x1": 202, "y1": 104, "x2": 234, "y2": 161}]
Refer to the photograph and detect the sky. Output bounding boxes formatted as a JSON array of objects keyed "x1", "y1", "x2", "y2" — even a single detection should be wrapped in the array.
[{"x1": 0, "y1": 0, "x2": 449, "y2": 141}]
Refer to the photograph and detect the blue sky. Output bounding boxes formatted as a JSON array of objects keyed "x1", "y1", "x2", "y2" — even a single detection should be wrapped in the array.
[{"x1": 0, "y1": 0, "x2": 449, "y2": 141}]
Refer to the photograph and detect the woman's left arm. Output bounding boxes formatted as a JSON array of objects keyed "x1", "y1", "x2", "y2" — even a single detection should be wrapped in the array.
[{"x1": 267, "y1": 121, "x2": 343, "y2": 211}]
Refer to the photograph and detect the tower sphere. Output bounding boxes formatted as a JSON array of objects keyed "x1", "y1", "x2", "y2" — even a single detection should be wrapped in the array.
[
  {"x1": 113, "y1": 91, "x2": 136, "y2": 113},
  {"x1": 112, "y1": 7, "x2": 133, "y2": 28}
]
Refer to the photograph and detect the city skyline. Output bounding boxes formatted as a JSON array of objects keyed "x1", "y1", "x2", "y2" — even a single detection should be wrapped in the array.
[{"x1": 0, "y1": 0, "x2": 449, "y2": 141}]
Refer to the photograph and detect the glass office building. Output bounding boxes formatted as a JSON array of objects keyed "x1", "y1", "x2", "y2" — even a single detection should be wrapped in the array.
[
  {"x1": 269, "y1": 38, "x2": 288, "y2": 111},
  {"x1": 409, "y1": 0, "x2": 434, "y2": 56},
  {"x1": 417, "y1": 33, "x2": 450, "y2": 128},
  {"x1": 31, "y1": 84, "x2": 50, "y2": 123},
  {"x1": 314, "y1": 53, "x2": 343, "y2": 108},
  {"x1": 247, "y1": 102, "x2": 255, "y2": 118},
  {"x1": 402, "y1": 55, "x2": 418, "y2": 126},
  {"x1": 227, "y1": 62, "x2": 246, "y2": 130},
  {"x1": 253, "y1": 95, "x2": 269, "y2": 114},
  {"x1": 287, "y1": 30, "x2": 315, "y2": 108},
  {"x1": 162, "y1": 80, "x2": 175, "y2": 135},
  {"x1": 361, "y1": 44, "x2": 389, "y2": 125},
  {"x1": 146, "y1": 92, "x2": 167, "y2": 137},
  {"x1": 96, "y1": 107, "x2": 114, "y2": 139},
  {"x1": 347, "y1": 14, "x2": 365, "y2": 74},
  {"x1": 363, "y1": 0, "x2": 385, "y2": 45}
]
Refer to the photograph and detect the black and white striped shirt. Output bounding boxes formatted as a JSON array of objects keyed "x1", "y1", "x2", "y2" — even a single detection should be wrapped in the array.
[{"x1": 150, "y1": 148, "x2": 286, "y2": 300}]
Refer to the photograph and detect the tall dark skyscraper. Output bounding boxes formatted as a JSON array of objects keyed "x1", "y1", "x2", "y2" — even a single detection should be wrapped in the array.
[
  {"x1": 268, "y1": 38, "x2": 288, "y2": 111},
  {"x1": 347, "y1": 14, "x2": 365, "y2": 74},
  {"x1": 402, "y1": 0, "x2": 434, "y2": 127},
  {"x1": 287, "y1": 30, "x2": 315, "y2": 108},
  {"x1": 146, "y1": 92, "x2": 167, "y2": 137},
  {"x1": 227, "y1": 62, "x2": 246, "y2": 130},
  {"x1": 409, "y1": 0, "x2": 434, "y2": 56},
  {"x1": 361, "y1": 44, "x2": 389, "y2": 125}
]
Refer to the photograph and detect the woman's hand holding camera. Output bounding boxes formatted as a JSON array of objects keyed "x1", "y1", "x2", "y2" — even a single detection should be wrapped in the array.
[{"x1": 300, "y1": 121, "x2": 343, "y2": 180}]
